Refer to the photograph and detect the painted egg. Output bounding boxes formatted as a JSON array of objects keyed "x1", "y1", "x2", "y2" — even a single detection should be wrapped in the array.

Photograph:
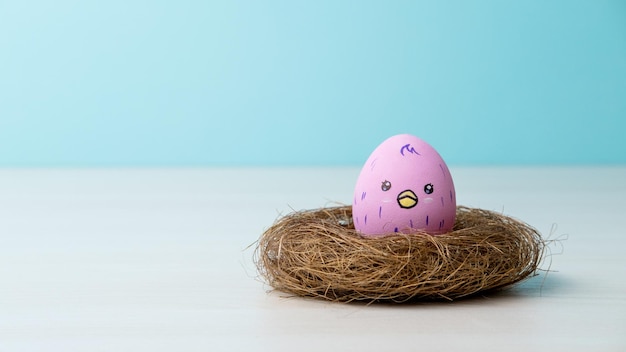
[{"x1": 352, "y1": 134, "x2": 456, "y2": 237}]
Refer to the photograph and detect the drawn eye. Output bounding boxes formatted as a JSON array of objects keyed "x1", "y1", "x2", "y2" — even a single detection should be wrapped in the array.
[
  {"x1": 424, "y1": 183, "x2": 434, "y2": 194},
  {"x1": 381, "y1": 180, "x2": 391, "y2": 191}
]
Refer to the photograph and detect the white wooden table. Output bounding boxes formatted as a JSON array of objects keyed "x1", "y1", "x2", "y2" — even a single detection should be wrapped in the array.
[{"x1": 1, "y1": 167, "x2": 624, "y2": 351}]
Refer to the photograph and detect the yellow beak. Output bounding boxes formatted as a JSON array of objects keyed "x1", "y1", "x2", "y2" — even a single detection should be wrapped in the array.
[{"x1": 397, "y1": 190, "x2": 418, "y2": 209}]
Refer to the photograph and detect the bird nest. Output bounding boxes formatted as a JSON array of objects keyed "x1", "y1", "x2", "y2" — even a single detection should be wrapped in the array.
[{"x1": 255, "y1": 205, "x2": 544, "y2": 302}]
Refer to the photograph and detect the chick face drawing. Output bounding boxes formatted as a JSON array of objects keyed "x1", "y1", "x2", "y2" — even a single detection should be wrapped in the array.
[{"x1": 352, "y1": 134, "x2": 456, "y2": 237}]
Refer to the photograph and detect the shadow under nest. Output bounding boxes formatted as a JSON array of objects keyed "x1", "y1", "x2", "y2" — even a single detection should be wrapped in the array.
[{"x1": 255, "y1": 206, "x2": 544, "y2": 303}]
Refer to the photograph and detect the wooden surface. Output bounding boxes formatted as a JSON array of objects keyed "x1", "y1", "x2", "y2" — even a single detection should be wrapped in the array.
[{"x1": 0, "y1": 167, "x2": 624, "y2": 351}]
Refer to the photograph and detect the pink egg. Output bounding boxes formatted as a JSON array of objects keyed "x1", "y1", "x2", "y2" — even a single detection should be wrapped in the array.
[{"x1": 352, "y1": 134, "x2": 456, "y2": 237}]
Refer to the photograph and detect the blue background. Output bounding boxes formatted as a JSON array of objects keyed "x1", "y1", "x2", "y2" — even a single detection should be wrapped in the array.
[{"x1": 1, "y1": 1, "x2": 624, "y2": 167}]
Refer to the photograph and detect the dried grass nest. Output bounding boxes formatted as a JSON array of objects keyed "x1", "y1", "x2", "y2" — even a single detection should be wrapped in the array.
[{"x1": 255, "y1": 205, "x2": 544, "y2": 302}]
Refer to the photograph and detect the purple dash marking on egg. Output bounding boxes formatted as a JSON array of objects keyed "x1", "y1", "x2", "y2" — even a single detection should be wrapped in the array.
[
  {"x1": 441, "y1": 196, "x2": 444, "y2": 207},
  {"x1": 378, "y1": 206, "x2": 382, "y2": 218},
  {"x1": 364, "y1": 215, "x2": 367, "y2": 225},
  {"x1": 394, "y1": 227, "x2": 399, "y2": 232},
  {"x1": 409, "y1": 219, "x2": 413, "y2": 228},
  {"x1": 426, "y1": 215, "x2": 429, "y2": 225},
  {"x1": 439, "y1": 163, "x2": 446, "y2": 178},
  {"x1": 439, "y1": 220, "x2": 443, "y2": 230},
  {"x1": 361, "y1": 191, "x2": 366, "y2": 201},
  {"x1": 370, "y1": 158, "x2": 378, "y2": 171},
  {"x1": 450, "y1": 190, "x2": 453, "y2": 202}
]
